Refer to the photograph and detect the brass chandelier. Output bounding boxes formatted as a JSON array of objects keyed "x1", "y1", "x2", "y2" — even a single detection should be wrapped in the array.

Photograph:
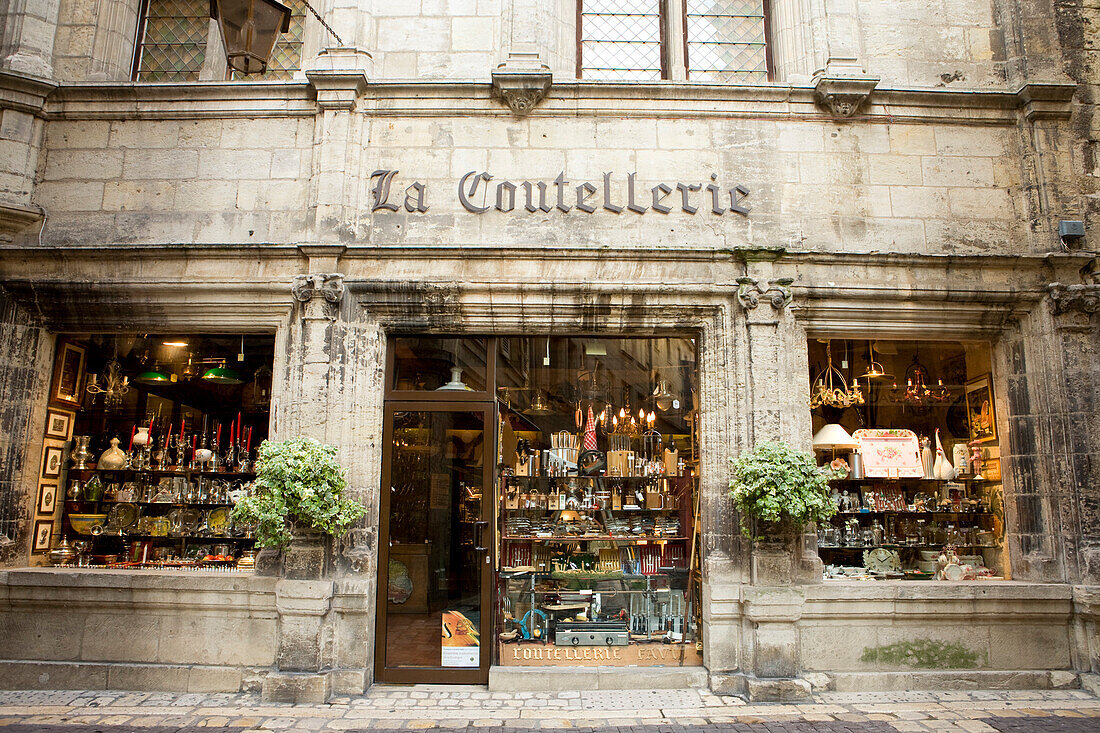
[{"x1": 810, "y1": 341, "x2": 865, "y2": 409}]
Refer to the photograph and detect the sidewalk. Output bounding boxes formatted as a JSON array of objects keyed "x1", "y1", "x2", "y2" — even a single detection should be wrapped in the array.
[{"x1": 0, "y1": 686, "x2": 1097, "y2": 732}]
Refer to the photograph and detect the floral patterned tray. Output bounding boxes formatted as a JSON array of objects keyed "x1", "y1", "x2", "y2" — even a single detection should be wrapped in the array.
[{"x1": 852, "y1": 428, "x2": 924, "y2": 478}]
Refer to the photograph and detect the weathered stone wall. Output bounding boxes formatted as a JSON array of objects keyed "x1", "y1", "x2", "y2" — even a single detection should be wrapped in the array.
[
  {"x1": 858, "y1": 0, "x2": 1005, "y2": 89},
  {"x1": 32, "y1": 112, "x2": 1031, "y2": 256},
  {"x1": 35, "y1": 116, "x2": 315, "y2": 247},
  {"x1": 0, "y1": 569, "x2": 279, "y2": 691},
  {"x1": 0, "y1": 291, "x2": 50, "y2": 568}
]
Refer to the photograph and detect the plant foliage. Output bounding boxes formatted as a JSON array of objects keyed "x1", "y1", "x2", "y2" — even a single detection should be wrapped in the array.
[
  {"x1": 728, "y1": 440, "x2": 841, "y2": 538},
  {"x1": 231, "y1": 437, "x2": 366, "y2": 548}
]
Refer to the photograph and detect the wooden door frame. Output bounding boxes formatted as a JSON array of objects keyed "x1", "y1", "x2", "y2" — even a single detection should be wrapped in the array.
[{"x1": 374, "y1": 399, "x2": 497, "y2": 685}]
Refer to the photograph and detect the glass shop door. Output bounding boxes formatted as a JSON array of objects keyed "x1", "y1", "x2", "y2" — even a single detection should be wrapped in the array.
[{"x1": 376, "y1": 402, "x2": 494, "y2": 684}]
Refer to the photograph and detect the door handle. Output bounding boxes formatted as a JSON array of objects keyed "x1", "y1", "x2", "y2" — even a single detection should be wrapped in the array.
[{"x1": 474, "y1": 520, "x2": 489, "y2": 552}]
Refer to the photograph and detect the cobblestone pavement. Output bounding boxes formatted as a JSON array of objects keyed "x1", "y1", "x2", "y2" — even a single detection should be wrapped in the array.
[{"x1": 0, "y1": 687, "x2": 1096, "y2": 732}]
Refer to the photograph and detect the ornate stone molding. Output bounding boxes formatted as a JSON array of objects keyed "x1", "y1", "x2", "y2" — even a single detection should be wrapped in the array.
[
  {"x1": 737, "y1": 277, "x2": 794, "y2": 311},
  {"x1": 491, "y1": 50, "x2": 552, "y2": 115},
  {"x1": 812, "y1": 73, "x2": 879, "y2": 118},
  {"x1": 1048, "y1": 283, "x2": 1100, "y2": 316},
  {"x1": 293, "y1": 273, "x2": 344, "y2": 320}
]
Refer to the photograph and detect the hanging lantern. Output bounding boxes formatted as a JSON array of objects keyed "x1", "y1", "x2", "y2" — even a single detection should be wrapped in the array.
[{"x1": 210, "y1": 0, "x2": 292, "y2": 74}]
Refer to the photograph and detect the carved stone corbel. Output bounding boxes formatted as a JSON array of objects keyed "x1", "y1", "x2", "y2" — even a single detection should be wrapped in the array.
[
  {"x1": 1048, "y1": 282, "x2": 1100, "y2": 316},
  {"x1": 737, "y1": 277, "x2": 794, "y2": 311},
  {"x1": 812, "y1": 73, "x2": 879, "y2": 119},
  {"x1": 292, "y1": 273, "x2": 344, "y2": 320},
  {"x1": 491, "y1": 50, "x2": 552, "y2": 115}
]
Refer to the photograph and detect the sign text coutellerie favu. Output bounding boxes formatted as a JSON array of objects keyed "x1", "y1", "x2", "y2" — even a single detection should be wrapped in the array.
[{"x1": 370, "y1": 170, "x2": 750, "y2": 217}]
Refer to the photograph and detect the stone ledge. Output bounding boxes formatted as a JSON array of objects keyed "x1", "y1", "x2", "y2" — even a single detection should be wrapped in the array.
[
  {"x1": 0, "y1": 659, "x2": 247, "y2": 692},
  {"x1": 827, "y1": 669, "x2": 1077, "y2": 692}
]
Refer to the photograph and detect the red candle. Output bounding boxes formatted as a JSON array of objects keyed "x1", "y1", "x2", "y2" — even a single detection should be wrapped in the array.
[
  {"x1": 148, "y1": 414, "x2": 154, "y2": 433},
  {"x1": 215, "y1": 423, "x2": 221, "y2": 446},
  {"x1": 236, "y1": 413, "x2": 242, "y2": 445},
  {"x1": 230, "y1": 417, "x2": 236, "y2": 446},
  {"x1": 192, "y1": 435, "x2": 196, "y2": 450},
  {"x1": 129, "y1": 424, "x2": 136, "y2": 451},
  {"x1": 246, "y1": 426, "x2": 252, "y2": 452},
  {"x1": 180, "y1": 418, "x2": 185, "y2": 441}
]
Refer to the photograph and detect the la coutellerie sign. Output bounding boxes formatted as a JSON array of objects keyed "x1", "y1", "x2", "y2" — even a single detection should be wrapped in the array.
[{"x1": 370, "y1": 170, "x2": 750, "y2": 217}]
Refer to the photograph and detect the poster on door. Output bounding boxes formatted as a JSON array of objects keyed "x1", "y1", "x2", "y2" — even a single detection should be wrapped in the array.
[{"x1": 441, "y1": 610, "x2": 480, "y2": 667}]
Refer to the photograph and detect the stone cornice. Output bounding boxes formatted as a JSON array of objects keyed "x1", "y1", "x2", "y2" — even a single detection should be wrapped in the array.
[
  {"x1": 0, "y1": 70, "x2": 56, "y2": 116},
  {"x1": 35, "y1": 79, "x2": 1076, "y2": 125}
]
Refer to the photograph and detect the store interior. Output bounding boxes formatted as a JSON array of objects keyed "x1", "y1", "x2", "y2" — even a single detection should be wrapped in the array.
[
  {"x1": 807, "y1": 338, "x2": 1007, "y2": 580},
  {"x1": 38, "y1": 333, "x2": 274, "y2": 568}
]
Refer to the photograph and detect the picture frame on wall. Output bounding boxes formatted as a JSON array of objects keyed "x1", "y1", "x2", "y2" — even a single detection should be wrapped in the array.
[
  {"x1": 965, "y1": 373, "x2": 997, "y2": 443},
  {"x1": 41, "y1": 443, "x2": 64, "y2": 479},
  {"x1": 44, "y1": 409, "x2": 74, "y2": 440},
  {"x1": 32, "y1": 520, "x2": 53, "y2": 552},
  {"x1": 50, "y1": 341, "x2": 86, "y2": 408},
  {"x1": 37, "y1": 482, "x2": 58, "y2": 515}
]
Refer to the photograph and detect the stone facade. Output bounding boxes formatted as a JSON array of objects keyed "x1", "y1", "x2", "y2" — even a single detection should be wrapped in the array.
[{"x1": 0, "y1": 0, "x2": 1098, "y2": 702}]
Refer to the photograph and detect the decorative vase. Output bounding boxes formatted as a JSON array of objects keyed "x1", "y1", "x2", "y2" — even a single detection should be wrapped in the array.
[
  {"x1": 921, "y1": 436, "x2": 934, "y2": 479},
  {"x1": 98, "y1": 438, "x2": 126, "y2": 470},
  {"x1": 933, "y1": 429, "x2": 955, "y2": 480},
  {"x1": 133, "y1": 427, "x2": 150, "y2": 447},
  {"x1": 71, "y1": 436, "x2": 93, "y2": 469}
]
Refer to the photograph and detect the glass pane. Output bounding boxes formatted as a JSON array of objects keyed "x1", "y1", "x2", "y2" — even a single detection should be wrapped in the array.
[
  {"x1": 392, "y1": 337, "x2": 488, "y2": 392},
  {"x1": 385, "y1": 410, "x2": 485, "y2": 668},
  {"x1": 579, "y1": 1, "x2": 662, "y2": 80},
  {"x1": 685, "y1": 0, "x2": 769, "y2": 81},
  {"x1": 135, "y1": 0, "x2": 208, "y2": 82},
  {"x1": 496, "y1": 337, "x2": 702, "y2": 669}
]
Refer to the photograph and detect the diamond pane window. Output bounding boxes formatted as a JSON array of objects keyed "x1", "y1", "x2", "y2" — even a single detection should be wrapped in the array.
[
  {"x1": 135, "y1": 0, "x2": 209, "y2": 82},
  {"x1": 232, "y1": 0, "x2": 306, "y2": 80},
  {"x1": 686, "y1": 0, "x2": 769, "y2": 83},
  {"x1": 579, "y1": 0, "x2": 664, "y2": 81}
]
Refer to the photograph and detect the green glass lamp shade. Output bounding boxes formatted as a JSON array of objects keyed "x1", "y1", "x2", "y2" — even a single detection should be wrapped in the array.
[
  {"x1": 201, "y1": 366, "x2": 243, "y2": 384},
  {"x1": 135, "y1": 370, "x2": 170, "y2": 384}
]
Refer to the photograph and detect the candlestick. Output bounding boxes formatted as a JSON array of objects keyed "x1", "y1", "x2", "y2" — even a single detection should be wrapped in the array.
[{"x1": 129, "y1": 424, "x2": 136, "y2": 451}]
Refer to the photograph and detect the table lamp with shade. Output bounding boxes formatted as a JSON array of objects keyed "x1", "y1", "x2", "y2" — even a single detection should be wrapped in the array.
[{"x1": 812, "y1": 423, "x2": 860, "y2": 477}]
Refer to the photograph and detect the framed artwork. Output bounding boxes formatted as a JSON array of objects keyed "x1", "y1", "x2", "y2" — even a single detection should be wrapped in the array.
[
  {"x1": 41, "y1": 442, "x2": 64, "y2": 479},
  {"x1": 965, "y1": 373, "x2": 998, "y2": 443},
  {"x1": 50, "y1": 341, "x2": 86, "y2": 408},
  {"x1": 32, "y1": 520, "x2": 54, "y2": 552},
  {"x1": 44, "y1": 409, "x2": 74, "y2": 440},
  {"x1": 37, "y1": 482, "x2": 58, "y2": 515}
]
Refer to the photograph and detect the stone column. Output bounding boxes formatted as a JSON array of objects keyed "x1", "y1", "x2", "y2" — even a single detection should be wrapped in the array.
[
  {"x1": 0, "y1": 0, "x2": 60, "y2": 79},
  {"x1": 492, "y1": 0, "x2": 552, "y2": 114},
  {"x1": 0, "y1": 291, "x2": 51, "y2": 567},
  {"x1": 262, "y1": 246, "x2": 386, "y2": 701},
  {"x1": 1045, "y1": 283, "x2": 1100, "y2": 584},
  {"x1": 303, "y1": 70, "x2": 368, "y2": 244},
  {"x1": 726, "y1": 256, "x2": 815, "y2": 701}
]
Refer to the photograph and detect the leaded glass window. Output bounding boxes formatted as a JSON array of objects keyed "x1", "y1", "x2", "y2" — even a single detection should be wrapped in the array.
[
  {"x1": 685, "y1": 0, "x2": 769, "y2": 82},
  {"x1": 134, "y1": 0, "x2": 306, "y2": 82},
  {"x1": 579, "y1": 0, "x2": 665, "y2": 81},
  {"x1": 134, "y1": 0, "x2": 209, "y2": 82}
]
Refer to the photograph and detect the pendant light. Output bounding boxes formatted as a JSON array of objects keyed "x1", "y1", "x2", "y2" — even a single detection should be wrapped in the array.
[
  {"x1": 859, "y1": 340, "x2": 892, "y2": 380},
  {"x1": 202, "y1": 361, "x2": 244, "y2": 384}
]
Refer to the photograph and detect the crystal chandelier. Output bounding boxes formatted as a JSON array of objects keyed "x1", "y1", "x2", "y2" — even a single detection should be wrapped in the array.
[
  {"x1": 86, "y1": 357, "x2": 130, "y2": 411},
  {"x1": 810, "y1": 341, "x2": 865, "y2": 409},
  {"x1": 891, "y1": 355, "x2": 950, "y2": 406}
]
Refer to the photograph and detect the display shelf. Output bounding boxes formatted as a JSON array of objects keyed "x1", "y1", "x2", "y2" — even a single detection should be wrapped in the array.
[{"x1": 819, "y1": 543, "x2": 994, "y2": 551}]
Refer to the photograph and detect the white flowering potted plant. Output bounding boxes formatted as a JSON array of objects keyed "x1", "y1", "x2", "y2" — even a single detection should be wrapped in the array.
[
  {"x1": 729, "y1": 440, "x2": 842, "y2": 540},
  {"x1": 232, "y1": 437, "x2": 366, "y2": 549}
]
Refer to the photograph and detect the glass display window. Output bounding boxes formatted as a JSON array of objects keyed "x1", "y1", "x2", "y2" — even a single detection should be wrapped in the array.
[
  {"x1": 807, "y1": 338, "x2": 1007, "y2": 581},
  {"x1": 38, "y1": 333, "x2": 274, "y2": 569},
  {"x1": 495, "y1": 336, "x2": 703, "y2": 668}
]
